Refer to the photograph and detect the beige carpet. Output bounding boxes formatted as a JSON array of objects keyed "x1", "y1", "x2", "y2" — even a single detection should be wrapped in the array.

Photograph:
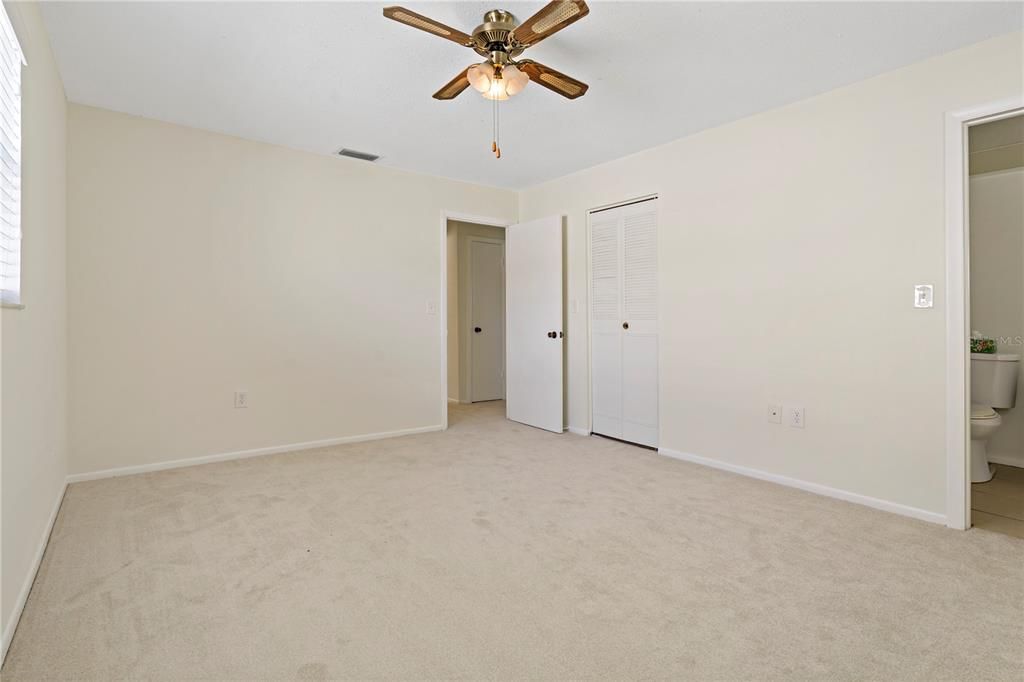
[{"x1": 4, "y1": 401, "x2": 1023, "y2": 680}]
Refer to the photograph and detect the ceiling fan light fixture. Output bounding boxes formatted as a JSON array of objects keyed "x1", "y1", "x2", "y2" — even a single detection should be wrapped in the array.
[{"x1": 386, "y1": 2, "x2": 591, "y2": 156}]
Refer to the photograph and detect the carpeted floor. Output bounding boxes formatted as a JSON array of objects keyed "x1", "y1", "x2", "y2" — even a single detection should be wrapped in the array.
[{"x1": 4, "y1": 401, "x2": 1023, "y2": 680}]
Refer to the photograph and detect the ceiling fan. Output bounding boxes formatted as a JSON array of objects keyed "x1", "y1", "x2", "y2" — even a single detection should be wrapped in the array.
[{"x1": 383, "y1": 1, "x2": 590, "y2": 158}]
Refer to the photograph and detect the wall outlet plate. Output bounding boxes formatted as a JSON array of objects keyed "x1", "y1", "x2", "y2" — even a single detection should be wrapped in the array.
[
  {"x1": 788, "y1": 406, "x2": 805, "y2": 428},
  {"x1": 768, "y1": 404, "x2": 782, "y2": 424},
  {"x1": 234, "y1": 391, "x2": 248, "y2": 409}
]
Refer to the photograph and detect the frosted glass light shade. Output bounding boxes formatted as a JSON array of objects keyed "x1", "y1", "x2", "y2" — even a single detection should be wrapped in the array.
[
  {"x1": 467, "y1": 63, "x2": 493, "y2": 93},
  {"x1": 503, "y1": 65, "x2": 529, "y2": 96}
]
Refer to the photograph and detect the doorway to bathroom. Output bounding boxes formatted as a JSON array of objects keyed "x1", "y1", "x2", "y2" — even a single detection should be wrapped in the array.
[
  {"x1": 965, "y1": 113, "x2": 1024, "y2": 538},
  {"x1": 950, "y1": 104, "x2": 1024, "y2": 537}
]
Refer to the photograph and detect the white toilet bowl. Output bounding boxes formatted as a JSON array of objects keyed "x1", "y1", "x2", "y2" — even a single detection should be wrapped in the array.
[{"x1": 970, "y1": 404, "x2": 1001, "y2": 483}]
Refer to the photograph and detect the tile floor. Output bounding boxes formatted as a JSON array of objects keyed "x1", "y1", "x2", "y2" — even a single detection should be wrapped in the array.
[{"x1": 972, "y1": 463, "x2": 1024, "y2": 538}]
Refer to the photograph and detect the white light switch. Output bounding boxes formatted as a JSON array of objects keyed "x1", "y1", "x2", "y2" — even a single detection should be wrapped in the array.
[
  {"x1": 426, "y1": 300, "x2": 437, "y2": 315},
  {"x1": 914, "y1": 285, "x2": 933, "y2": 308}
]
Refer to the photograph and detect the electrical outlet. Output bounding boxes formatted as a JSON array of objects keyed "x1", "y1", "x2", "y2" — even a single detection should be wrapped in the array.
[
  {"x1": 768, "y1": 404, "x2": 782, "y2": 424},
  {"x1": 788, "y1": 406, "x2": 805, "y2": 428},
  {"x1": 234, "y1": 391, "x2": 248, "y2": 409}
]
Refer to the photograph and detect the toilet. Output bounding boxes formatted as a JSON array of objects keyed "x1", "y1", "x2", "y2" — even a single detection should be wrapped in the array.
[{"x1": 970, "y1": 352, "x2": 1020, "y2": 483}]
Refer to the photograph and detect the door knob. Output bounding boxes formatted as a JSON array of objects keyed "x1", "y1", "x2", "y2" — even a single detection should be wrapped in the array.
[
  {"x1": 547, "y1": 331, "x2": 556, "y2": 338},
  {"x1": 622, "y1": 322, "x2": 629, "y2": 330},
  {"x1": 474, "y1": 327, "x2": 482, "y2": 333}
]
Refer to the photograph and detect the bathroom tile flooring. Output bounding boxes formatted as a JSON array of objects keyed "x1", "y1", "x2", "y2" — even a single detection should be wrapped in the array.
[{"x1": 972, "y1": 463, "x2": 1024, "y2": 539}]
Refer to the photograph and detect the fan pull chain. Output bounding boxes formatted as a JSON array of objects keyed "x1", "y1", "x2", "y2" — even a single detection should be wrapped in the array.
[{"x1": 489, "y1": 84, "x2": 501, "y2": 159}]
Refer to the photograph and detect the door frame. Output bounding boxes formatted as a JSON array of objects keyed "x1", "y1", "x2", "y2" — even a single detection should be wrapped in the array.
[
  {"x1": 944, "y1": 97, "x2": 1023, "y2": 530},
  {"x1": 464, "y1": 235, "x2": 506, "y2": 403},
  {"x1": 585, "y1": 193, "x2": 659, "y2": 439},
  {"x1": 440, "y1": 211, "x2": 511, "y2": 430}
]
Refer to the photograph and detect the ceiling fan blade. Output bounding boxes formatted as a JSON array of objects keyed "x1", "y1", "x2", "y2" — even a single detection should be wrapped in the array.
[
  {"x1": 382, "y1": 6, "x2": 474, "y2": 46},
  {"x1": 511, "y1": 0, "x2": 589, "y2": 47},
  {"x1": 519, "y1": 60, "x2": 588, "y2": 99},
  {"x1": 433, "y1": 67, "x2": 473, "y2": 100}
]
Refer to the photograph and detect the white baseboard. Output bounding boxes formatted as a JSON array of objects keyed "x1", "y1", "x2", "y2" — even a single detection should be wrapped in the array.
[
  {"x1": 66, "y1": 424, "x2": 444, "y2": 483},
  {"x1": 988, "y1": 453, "x2": 1024, "y2": 469},
  {"x1": 2, "y1": 481, "x2": 67, "y2": 664},
  {"x1": 658, "y1": 447, "x2": 946, "y2": 526},
  {"x1": 567, "y1": 426, "x2": 590, "y2": 436},
  {"x1": 447, "y1": 398, "x2": 459, "y2": 403}
]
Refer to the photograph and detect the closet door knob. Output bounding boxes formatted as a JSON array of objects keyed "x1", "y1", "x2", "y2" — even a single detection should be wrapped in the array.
[
  {"x1": 622, "y1": 322, "x2": 629, "y2": 330},
  {"x1": 474, "y1": 327, "x2": 482, "y2": 333},
  {"x1": 547, "y1": 331, "x2": 556, "y2": 338}
]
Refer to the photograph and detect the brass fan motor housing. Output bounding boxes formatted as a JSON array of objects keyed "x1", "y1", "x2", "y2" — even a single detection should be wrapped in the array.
[{"x1": 471, "y1": 10, "x2": 525, "y2": 59}]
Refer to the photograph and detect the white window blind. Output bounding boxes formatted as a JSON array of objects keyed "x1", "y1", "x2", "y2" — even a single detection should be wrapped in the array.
[{"x1": 0, "y1": 4, "x2": 23, "y2": 306}]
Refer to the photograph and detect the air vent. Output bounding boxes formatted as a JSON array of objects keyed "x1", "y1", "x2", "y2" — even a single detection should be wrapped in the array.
[{"x1": 337, "y1": 148, "x2": 380, "y2": 162}]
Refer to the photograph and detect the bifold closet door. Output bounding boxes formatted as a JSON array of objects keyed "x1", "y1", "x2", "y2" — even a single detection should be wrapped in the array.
[{"x1": 590, "y1": 199, "x2": 658, "y2": 447}]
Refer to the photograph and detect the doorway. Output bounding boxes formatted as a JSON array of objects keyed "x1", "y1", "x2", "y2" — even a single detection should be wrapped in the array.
[
  {"x1": 946, "y1": 97, "x2": 1024, "y2": 531},
  {"x1": 446, "y1": 219, "x2": 506, "y2": 405},
  {"x1": 965, "y1": 113, "x2": 1024, "y2": 538}
]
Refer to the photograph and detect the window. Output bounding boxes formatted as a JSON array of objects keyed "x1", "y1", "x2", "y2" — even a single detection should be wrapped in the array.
[{"x1": 0, "y1": 4, "x2": 23, "y2": 307}]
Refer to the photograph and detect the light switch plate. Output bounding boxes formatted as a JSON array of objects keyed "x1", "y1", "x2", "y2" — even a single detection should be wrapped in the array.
[
  {"x1": 914, "y1": 284, "x2": 933, "y2": 308},
  {"x1": 426, "y1": 300, "x2": 438, "y2": 315}
]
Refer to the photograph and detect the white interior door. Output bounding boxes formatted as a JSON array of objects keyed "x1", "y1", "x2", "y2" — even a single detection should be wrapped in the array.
[
  {"x1": 469, "y1": 239, "x2": 505, "y2": 401},
  {"x1": 590, "y1": 199, "x2": 659, "y2": 447},
  {"x1": 506, "y1": 215, "x2": 563, "y2": 432}
]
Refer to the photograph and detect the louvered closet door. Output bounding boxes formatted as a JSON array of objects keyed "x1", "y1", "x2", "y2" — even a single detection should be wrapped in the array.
[{"x1": 589, "y1": 199, "x2": 658, "y2": 447}]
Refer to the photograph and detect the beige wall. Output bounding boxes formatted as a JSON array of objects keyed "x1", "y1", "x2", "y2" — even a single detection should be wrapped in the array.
[
  {"x1": 970, "y1": 167, "x2": 1024, "y2": 467},
  {"x1": 519, "y1": 32, "x2": 1023, "y2": 517},
  {"x1": 67, "y1": 105, "x2": 515, "y2": 475},
  {"x1": 1, "y1": 0, "x2": 68, "y2": 651}
]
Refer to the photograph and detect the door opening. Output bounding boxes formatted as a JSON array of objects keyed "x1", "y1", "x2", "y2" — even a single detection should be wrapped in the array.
[
  {"x1": 964, "y1": 112, "x2": 1024, "y2": 539},
  {"x1": 945, "y1": 97, "x2": 1023, "y2": 530},
  {"x1": 445, "y1": 218, "x2": 506, "y2": 406}
]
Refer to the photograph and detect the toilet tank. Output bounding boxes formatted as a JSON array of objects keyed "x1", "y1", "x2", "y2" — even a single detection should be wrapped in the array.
[{"x1": 971, "y1": 353, "x2": 1020, "y2": 408}]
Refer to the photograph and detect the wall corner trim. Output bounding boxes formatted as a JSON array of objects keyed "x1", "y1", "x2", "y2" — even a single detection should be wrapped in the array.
[
  {"x1": 657, "y1": 447, "x2": 948, "y2": 526},
  {"x1": 2, "y1": 481, "x2": 68, "y2": 664},
  {"x1": 66, "y1": 424, "x2": 444, "y2": 483}
]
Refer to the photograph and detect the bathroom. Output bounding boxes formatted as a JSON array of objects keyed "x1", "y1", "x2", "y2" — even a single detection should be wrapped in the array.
[{"x1": 968, "y1": 113, "x2": 1024, "y2": 538}]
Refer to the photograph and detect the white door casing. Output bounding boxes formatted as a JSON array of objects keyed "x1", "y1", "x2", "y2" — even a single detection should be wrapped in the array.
[{"x1": 506, "y1": 215, "x2": 564, "y2": 432}]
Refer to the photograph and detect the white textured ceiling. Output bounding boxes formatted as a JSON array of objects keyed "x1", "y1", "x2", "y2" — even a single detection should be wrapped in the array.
[{"x1": 41, "y1": 2, "x2": 1023, "y2": 189}]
